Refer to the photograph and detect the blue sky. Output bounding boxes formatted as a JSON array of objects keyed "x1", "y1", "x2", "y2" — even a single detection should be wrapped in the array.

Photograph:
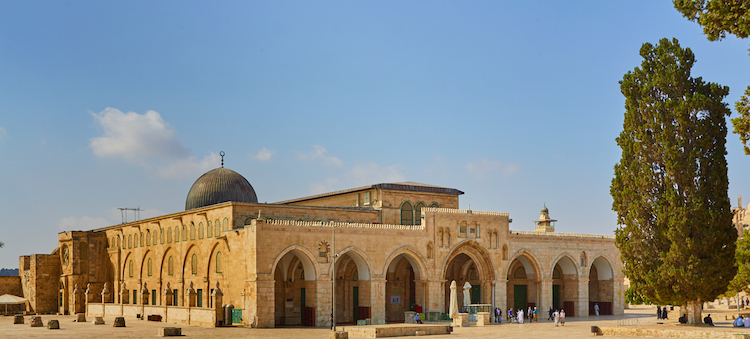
[{"x1": 1, "y1": 1, "x2": 749, "y2": 269}]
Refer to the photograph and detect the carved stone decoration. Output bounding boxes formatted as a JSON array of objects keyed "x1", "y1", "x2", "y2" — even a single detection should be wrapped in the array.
[
  {"x1": 211, "y1": 281, "x2": 223, "y2": 296},
  {"x1": 163, "y1": 282, "x2": 171, "y2": 295}
]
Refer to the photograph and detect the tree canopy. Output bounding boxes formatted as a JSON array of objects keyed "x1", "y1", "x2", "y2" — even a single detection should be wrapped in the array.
[
  {"x1": 612, "y1": 38, "x2": 736, "y2": 324},
  {"x1": 733, "y1": 87, "x2": 750, "y2": 154},
  {"x1": 673, "y1": 0, "x2": 750, "y2": 41},
  {"x1": 726, "y1": 230, "x2": 750, "y2": 295}
]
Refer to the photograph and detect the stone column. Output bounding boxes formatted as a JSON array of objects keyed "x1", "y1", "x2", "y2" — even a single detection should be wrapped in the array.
[
  {"x1": 494, "y1": 279, "x2": 507, "y2": 312},
  {"x1": 315, "y1": 278, "x2": 332, "y2": 327},
  {"x1": 141, "y1": 283, "x2": 150, "y2": 305},
  {"x1": 72, "y1": 284, "x2": 82, "y2": 315},
  {"x1": 369, "y1": 278, "x2": 387, "y2": 325},
  {"x1": 211, "y1": 282, "x2": 224, "y2": 327},
  {"x1": 415, "y1": 280, "x2": 425, "y2": 310},
  {"x1": 425, "y1": 280, "x2": 444, "y2": 313},
  {"x1": 540, "y1": 277, "x2": 552, "y2": 312},
  {"x1": 185, "y1": 281, "x2": 196, "y2": 307},
  {"x1": 613, "y1": 276, "x2": 625, "y2": 315},
  {"x1": 84, "y1": 284, "x2": 91, "y2": 316},
  {"x1": 163, "y1": 282, "x2": 171, "y2": 323},
  {"x1": 246, "y1": 278, "x2": 275, "y2": 328},
  {"x1": 578, "y1": 276, "x2": 590, "y2": 317}
]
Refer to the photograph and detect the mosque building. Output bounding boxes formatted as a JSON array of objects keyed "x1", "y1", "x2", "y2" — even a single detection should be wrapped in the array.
[{"x1": 18, "y1": 161, "x2": 624, "y2": 327}]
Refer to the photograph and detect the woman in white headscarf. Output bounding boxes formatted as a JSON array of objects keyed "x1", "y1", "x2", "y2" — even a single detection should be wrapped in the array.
[{"x1": 517, "y1": 308, "x2": 524, "y2": 324}]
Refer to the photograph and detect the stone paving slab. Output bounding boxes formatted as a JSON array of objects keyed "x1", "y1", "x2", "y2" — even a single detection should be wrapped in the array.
[{"x1": 1, "y1": 306, "x2": 748, "y2": 339}]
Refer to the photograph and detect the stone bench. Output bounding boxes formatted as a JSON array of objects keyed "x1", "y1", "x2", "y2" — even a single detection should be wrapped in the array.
[
  {"x1": 158, "y1": 327, "x2": 182, "y2": 336},
  {"x1": 76, "y1": 313, "x2": 86, "y2": 322},
  {"x1": 47, "y1": 319, "x2": 60, "y2": 329},
  {"x1": 30, "y1": 316, "x2": 43, "y2": 327},
  {"x1": 14, "y1": 315, "x2": 24, "y2": 324},
  {"x1": 113, "y1": 317, "x2": 126, "y2": 327},
  {"x1": 92, "y1": 316, "x2": 105, "y2": 325}
]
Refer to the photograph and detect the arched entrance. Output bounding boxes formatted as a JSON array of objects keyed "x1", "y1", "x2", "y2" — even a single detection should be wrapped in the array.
[
  {"x1": 333, "y1": 249, "x2": 371, "y2": 325},
  {"x1": 551, "y1": 255, "x2": 579, "y2": 316},
  {"x1": 506, "y1": 252, "x2": 541, "y2": 313},
  {"x1": 384, "y1": 252, "x2": 425, "y2": 322},
  {"x1": 272, "y1": 248, "x2": 318, "y2": 326},
  {"x1": 588, "y1": 256, "x2": 614, "y2": 315},
  {"x1": 442, "y1": 241, "x2": 495, "y2": 313}
]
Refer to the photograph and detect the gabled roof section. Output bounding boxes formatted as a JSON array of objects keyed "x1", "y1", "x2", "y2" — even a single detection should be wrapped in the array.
[{"x1": 275, "y1": 182, "x2": 464, "y2": 205}]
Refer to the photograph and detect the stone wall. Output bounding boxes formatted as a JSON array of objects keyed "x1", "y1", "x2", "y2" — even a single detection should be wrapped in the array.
[
  {"x1": 0, "y1": 276, "x2": 23, "y2": 296},
  {"x1": 19, "y1": 254, "x2": 60, "y2": 314}
]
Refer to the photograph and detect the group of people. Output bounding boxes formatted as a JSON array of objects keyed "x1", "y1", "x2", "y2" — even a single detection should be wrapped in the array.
[
  {"x1": 733, "y1": 315, "x2": 750, "y2": 327},
  {"x1": 549, "y1": 308, "x2": 566, "y2": 326},
  {"x1": 677, "y1": 313, "x2": 713, "y2": 326},
  {"x1": 502, "y1": 306, "x2": 539, "y2": 324},
  {"x1": 656, "y1": 305, "x2": 669, "y2": 320}
]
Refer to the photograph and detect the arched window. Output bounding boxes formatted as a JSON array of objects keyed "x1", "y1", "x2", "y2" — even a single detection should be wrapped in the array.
[
  {"x1": 215, "y1": 219, "x2": 221, "y2": 237},
  {"x1": 129, "y1": 260, "x2": 134, "y2": 278},
  {"x1": 174, "y1": 227, "x2": 180, "y2": 243},
  {"x1": 182, "y1": 225, "x2": 187, "y2": 241},
  {"x1": 147, "y1": 258, "x2": 153, "y2": 276},
  {"x1": 191, "y1": 254, "x2": 197, "y2": 275},
  {"x1": 167, "y1": 227, "x2": 172, "y2": 243},
  {"x1": 216, "y1": 252, "x2": 222, "y2": 273},
  {"x1": 502, "y1": 245, "x2": 508, "y2": 260},
  {"x1": 140, "y1": 232, "x2": 144, "y2": 247},
  {"x1": 429, "y1": 202, "x2": 439, "y2": 208},
  {"x1": 514, "y1": 266, "x2": 527, "y2": 279},
  {"x1": 146, "y1": 230, "x2": 151, "y2": 246},
  {"x1": 414, "y1": 202, "x2": 426, "y2": 225},
  {"x1": 223, "y1": 218, "x2": 229, "y2": 232},
  {"x1": 128, "y1": 234, "x2": 132, "y2": 249},
  {"x1": 446, "y1": 229, "x2": 452, "y2": 247},
  {"x1": 168, "y1": 256, "x2": 174, "y2": 276},
  {"x1": 190, "y1": 223, "x2": 196, "y2": 240},
  {"x1": 580, "y1": 251, "x2": 587, "y2": 268},
  {"x1": 160, "y1": 228, "x2": 164, "y2": 244},
  {"x1": 400, "y1": 202, "x2": 413, "y2": 225},
  {"x1": 134, "y1": 233, "x2": 139, "y2": 248},
  {"x1": 153, "y1": 229, "x2": 158, "y2": 245},
  {"x1": 198, "y1": 222, "x2": 204, "y2": 239},
  {"x1": 207, "y1": 221, "x2": 213, "y2": 238}
]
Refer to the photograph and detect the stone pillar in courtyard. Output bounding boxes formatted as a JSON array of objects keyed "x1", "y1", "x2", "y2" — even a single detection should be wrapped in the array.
[
  {"x1": 541, "y1": 277, "x2": 552, "y2": 313},
  {"x1": 246, "y1": 277, "x2": 275, "y2": 328},
  {"x1": 141, "y1": 283, "x2": 150, "y2": 305},
  {"x1": 315, "y1": 278, "x2": 332, "y2": 327},
  {"x1": 186, "y1": 281, "x2": 196, "y2": 307},
  {"x1": 426, "y1": 280, "x2": 444, "y2": 313},
  {"x1": 163, "y1": 282, "x2": 173, "y2": 307},
  {"x1": 84, "y1": 283, "x2": 91, "y2": 315},
  {"x1": 370, "y1": 278, "x2": 386, "y2": 324},
  {"x1": 494, "y1": 279, "x2": 507, "y2": 312},
  {"x1": 211, "y1": 282, "x2": 223, "y2": 326},
  {"x1": 578, "y1": 276, "x2": 590, "y2": 317},
  {"x1": 72, "y1": 284, "x2": 82, "y2": 314},
  {"x1": 613, "y1": 275, "x2": 625, "y2": 315},
  {"x1": 101, "y1": 283, "x2": 110, "y2": 303}
]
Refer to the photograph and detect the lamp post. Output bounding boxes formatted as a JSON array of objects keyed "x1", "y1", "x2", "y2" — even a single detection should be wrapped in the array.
[{"x1": 331, "y1": 222, "x2": 336, "y2": 332}]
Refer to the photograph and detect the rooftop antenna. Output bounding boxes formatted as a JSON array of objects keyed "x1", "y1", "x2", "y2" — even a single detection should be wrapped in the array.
[
  {"x1": 220, "y1": 151, "x2": 225, "y2": 168},
  {"x1": 118, "y1": 207, "x2": 144, "y2": 224}
]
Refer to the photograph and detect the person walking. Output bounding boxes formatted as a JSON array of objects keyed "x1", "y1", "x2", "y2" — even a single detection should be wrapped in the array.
[
  {"x1": 657, "y1": 305, "x2": 662, "y2": 319},
  {"x1": 533, "y1": 307, "x2": 538, "y2": 322},
  {"x1": 518, "y1": 308, "x2": 524, "y2": 324},
  {"x1": 548, "y1": 307, "x2": 554, "y2": 321},
  {"x1": 553, "y1": 309, "x2": 560, "y2": 327},
  {"x1": 495, "y1": 308, "x2": 502, "y2": 324},
  {"x1": 560, "y1": 309, "x2": 566, "y2": 326},
  {"x1": 527, "y1": 306, "x2": 532, "y2": 321},
  {"x1": 594, "y1": 303, "x2": 600, "y2": 316}
]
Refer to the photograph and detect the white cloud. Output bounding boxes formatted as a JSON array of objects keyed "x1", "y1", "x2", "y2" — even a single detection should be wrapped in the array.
[
  {"x1": 0, "y1": 126, "x2": 6, "y2": 139},
  {"x1": 309, "y1": 162, "x2": 406, "y2": 194},
  {"x1": 254, "y1": 147, "x2": 276, "y2": 161},
  {"x1": 296, "y1": 145, "x2": 343, "y2": 167},
  {"x1": 58, "y1": 216, "x2": 111, "y2": 231},
  {"x1": 90, "y1": 108, "x2": 219, "y2": 179},
  {"x1": 465, "y1": 158, "x2": 520, "y2": 180}
]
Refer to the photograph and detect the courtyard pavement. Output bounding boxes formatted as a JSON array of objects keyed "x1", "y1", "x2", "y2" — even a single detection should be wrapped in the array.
[{"x1": 1, "y1": 305, "x2": 748, "y2": 338}]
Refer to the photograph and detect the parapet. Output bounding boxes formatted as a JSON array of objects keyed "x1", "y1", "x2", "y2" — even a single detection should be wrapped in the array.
[{"x1": 261, "y1": 219, "x2": 425, "y2": 231}]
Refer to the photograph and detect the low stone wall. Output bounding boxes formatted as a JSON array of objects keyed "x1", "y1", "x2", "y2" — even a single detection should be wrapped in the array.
[
  {"x1": 600, "y1": 326, "x2": 750, "y2": 338},
  {"x1": 87, "y1": 303, "x2": 216, "y2": 328}
]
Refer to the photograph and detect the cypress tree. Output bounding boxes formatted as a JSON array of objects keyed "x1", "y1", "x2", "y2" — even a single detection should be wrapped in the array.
[{"x1": 611, "y1": 38, "x2": 736, "y2": 325}]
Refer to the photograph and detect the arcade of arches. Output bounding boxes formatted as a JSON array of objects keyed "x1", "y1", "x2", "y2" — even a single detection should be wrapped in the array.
[{"x1": 19, "y1": 167, "x2": 624, "y2": 328}]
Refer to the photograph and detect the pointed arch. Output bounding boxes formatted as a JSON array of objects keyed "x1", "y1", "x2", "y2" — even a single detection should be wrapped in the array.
[
  {"x1": 270, "y1": 244, "x2": 319, "y2": 282},
  {"x1": 381, "y1": 245, "x2": 429, "y2": 280},
  {"x1": 414, "y1": 201, "x2": 426, "y2": 225},
  {"x1": 400, "y1": 201, "x2": 414, "y2": 225},
  {"x1": 551, "y1": 253, "x2": 579, "y2": 277},
  {"x1": 335, "y1": 246, "x2": 374, "y2": 280},
  {"x1": 442, "y1": 240, "x2": 497, "y2": 281},
  {"x1": 506, "y1": 249, "x2": 543, "y2": 280}
]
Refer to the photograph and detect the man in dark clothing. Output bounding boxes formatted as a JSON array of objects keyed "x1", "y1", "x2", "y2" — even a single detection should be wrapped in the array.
[
  {"x1": 679, "y1": 314, "x2": 688, "y2": 324},
  {"x1": 657, "y1": 306, "x2": 662, "y2": 319},
  {"x1": 704, "y1": 314, "x2": 715, "y2": 326},
  {"x1": 548, "y1": 307, "x2": 554, "y2": 321},
  {"x1": 662, "y1": 307, "x2": 668, "y2": 319}
]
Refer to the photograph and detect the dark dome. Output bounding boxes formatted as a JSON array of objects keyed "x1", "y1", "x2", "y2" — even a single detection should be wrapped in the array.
[{"x1": 185, "y1": 167, "x2": 258, "y2": 210}]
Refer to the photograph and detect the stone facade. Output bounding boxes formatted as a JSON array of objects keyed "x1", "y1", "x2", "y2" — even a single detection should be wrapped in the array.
[
  {"x1": 19, "y1": 254, "x2": 61, "y2": 313},
  {"x1": 734, "y1": 196, "x2": 750, "y2": 237},
  {"x1": 18, "y1": 169, "x2": 624, "y2": 328}
]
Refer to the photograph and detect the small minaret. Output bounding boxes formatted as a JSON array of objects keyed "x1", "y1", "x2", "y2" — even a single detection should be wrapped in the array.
[{"x1": 534, "y1": 205, "x2": 557, "y2": 233}]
